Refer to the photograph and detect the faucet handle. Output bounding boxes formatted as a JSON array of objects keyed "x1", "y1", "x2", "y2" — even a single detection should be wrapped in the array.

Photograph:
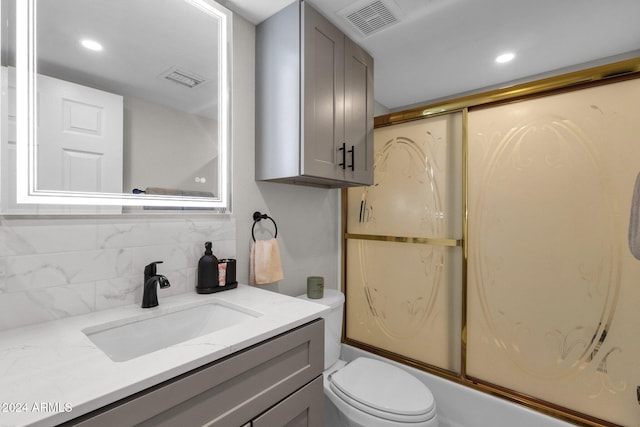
[{"x1": 144, "y1": 261, "x2": 164, "y2": 278}]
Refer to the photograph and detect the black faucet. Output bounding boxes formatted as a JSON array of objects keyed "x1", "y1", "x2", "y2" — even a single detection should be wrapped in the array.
[{"x1": 142, "y1": 261, "x2": 171, "y2": 308}]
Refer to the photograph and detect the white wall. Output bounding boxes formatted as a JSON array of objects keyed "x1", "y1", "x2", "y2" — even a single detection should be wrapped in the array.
[
  {"x1": 123, "y1": 96, "x2": 219, "y2": 195},
  {"x1": 0, "y1": 13, "x2": 341, "y2": 331}
]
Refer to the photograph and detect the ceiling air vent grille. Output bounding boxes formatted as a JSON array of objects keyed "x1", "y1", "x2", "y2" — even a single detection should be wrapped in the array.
[
  {"x1": 342, "y1": 0, "x2": 399, "y2": 37},
  {"x1": 162, "y1": 68, "x2": 205, "y2": 88}
]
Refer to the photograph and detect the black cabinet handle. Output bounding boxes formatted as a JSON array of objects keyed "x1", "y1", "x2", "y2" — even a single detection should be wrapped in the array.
[
  {"x1": 338, "y1": 143, "x2": 346, "y2": 169},
  {"x1": 347, "y1": 145, "x2": 354, "y2": 171}
]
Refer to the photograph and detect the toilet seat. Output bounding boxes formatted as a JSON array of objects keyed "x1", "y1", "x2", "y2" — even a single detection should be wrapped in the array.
[{"x1": 329, "y1": 357, "x2": 436, "y2": 423}]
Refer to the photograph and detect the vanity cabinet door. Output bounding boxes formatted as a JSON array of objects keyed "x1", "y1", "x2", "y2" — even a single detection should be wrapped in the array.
[{"x1": 252, "y1": 376, "x2": 323, "y2": 427}]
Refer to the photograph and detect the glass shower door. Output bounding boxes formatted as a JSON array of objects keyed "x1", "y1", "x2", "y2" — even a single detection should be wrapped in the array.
[
  {"x1": 467, "y1": 77, "x2": 640, "y2": 426},
  {"x1": 345, "y1": 112, "x2": 463, "y2": 373}
]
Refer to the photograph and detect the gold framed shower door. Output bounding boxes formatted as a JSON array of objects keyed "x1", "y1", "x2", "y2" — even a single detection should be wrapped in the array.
[{"x1": 343, "y1": 57, "x2": 640, "y2": 427}]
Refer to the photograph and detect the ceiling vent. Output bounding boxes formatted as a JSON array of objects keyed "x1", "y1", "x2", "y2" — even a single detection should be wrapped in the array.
[
  {"x1": 339, "y1": 0, "x2": 400, "y2": 37},
  {"x1": 161, "y1": 67, "x2": 205, "y2": 88}
]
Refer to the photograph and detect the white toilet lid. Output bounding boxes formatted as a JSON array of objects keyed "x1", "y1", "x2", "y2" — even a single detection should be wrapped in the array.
[{"x1": 329, "y1": 357, "x2": 436, "y2": 423}]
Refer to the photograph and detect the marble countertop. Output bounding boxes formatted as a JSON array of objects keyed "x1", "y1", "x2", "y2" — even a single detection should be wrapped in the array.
[{"x1": 0, "y1": 285, "x2": 329, "y2": 426}]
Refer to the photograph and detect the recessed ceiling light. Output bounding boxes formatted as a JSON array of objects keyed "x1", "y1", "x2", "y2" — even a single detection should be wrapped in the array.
[
  {"x1": 81, "y1": 39, "x2": 103, "y2": 52},
  {"x1": 495, "y1": 52, "x2": 515, "y2": 64}
]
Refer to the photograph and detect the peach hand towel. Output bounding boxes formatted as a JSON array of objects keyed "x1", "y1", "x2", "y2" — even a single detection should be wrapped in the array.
[{"x1": 250, "y1": 238, "x2": 284, "y2": 285}]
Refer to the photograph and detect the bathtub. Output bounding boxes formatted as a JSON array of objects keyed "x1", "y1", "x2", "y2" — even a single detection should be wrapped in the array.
[{"x1": 340, "y1": 345, "x2": 577, "y2": 427}]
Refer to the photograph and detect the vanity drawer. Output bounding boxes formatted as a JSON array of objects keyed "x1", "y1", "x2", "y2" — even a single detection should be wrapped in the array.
[{"x1": 64, "y1": 319, "x2": 324, "y2": 426}]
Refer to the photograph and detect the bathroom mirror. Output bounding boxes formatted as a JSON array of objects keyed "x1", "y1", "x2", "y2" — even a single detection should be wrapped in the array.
[{"x1": 2, "y1": 0, "x2": 231, "y2": 211}]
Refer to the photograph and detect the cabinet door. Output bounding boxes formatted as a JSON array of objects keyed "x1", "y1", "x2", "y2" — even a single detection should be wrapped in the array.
[
  {"x1": 344, "y1": 38, "x2": 374, "y2": 185},
  {"x1": 302, "y1": 3, "x2": 344, "y2": 181},
  {"x1": 252, "y1": 376, "x2": 323, "y2": 427}
]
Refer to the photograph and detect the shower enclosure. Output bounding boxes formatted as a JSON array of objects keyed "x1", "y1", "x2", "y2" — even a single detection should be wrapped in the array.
[{"x1": 343, "y1": 60, "x2": 640, "y2": 426}]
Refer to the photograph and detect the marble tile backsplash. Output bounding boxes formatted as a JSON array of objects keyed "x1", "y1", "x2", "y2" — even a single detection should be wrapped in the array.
[{"x1": 0, "y1": 215, "x2": 236, "y2": 331}]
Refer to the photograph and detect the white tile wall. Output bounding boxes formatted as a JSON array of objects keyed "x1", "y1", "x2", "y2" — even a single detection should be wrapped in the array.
[{"x1": 0, "y1": 215, "x2": 236, "y2": 331}]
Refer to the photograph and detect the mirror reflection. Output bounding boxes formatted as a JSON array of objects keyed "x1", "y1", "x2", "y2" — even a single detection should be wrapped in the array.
[{"x1": 1, "y1": 0, "x2": 231, "y2": 211}]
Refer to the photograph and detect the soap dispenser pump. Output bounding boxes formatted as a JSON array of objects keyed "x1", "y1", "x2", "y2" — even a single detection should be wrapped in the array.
[{"x1": 196, "y1": 241, "x2": 219, "y2": 294}]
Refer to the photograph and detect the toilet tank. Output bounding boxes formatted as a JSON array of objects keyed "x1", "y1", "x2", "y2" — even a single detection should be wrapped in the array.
[{"x1": 297, "y1": 289, "x2": 344, "y2": 370}]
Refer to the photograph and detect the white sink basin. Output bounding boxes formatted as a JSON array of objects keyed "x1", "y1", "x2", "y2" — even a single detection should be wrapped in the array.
[{"x1": 83, "y1": 302, "x2": 261, "y2": 362}]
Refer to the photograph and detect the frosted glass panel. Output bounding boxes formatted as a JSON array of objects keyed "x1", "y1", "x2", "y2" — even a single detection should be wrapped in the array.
[
  {"x1": 467, "y1": 78, "x2": 640, "y2": 426},
  {"x1": 346, "y1": 240, "x2": 462, "y2": 371},
  {"x1": 347, "y1": 114, "x2": 462, "y2": 239},
  {"x1": 346, "y1": 113, "x2": 463, "y2": 372}
]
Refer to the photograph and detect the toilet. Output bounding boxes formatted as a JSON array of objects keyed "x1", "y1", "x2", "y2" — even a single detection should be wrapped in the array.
[{"x1": 298, "y1": 290, "x2": 438, "y2": 427}]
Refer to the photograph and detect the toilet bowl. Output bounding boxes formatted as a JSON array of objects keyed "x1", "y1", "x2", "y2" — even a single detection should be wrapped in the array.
[{"x1": 298, "y1": 290, "x2": 438, "y2": 427}]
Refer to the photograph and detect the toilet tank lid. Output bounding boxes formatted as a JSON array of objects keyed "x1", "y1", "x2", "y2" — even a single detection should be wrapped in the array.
[{"x1": 297, "y1": 289, "x2": 344, "y2": 309}]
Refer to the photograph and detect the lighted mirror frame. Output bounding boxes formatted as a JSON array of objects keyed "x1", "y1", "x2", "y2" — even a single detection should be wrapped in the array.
[{"x1": 14, "y1": 0, "x2": 232, "y2": 210}]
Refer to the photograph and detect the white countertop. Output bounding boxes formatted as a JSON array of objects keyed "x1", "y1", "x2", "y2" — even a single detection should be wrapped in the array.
[{"x1": 0, "y1": 285, "x2": 329, "y2": 426}]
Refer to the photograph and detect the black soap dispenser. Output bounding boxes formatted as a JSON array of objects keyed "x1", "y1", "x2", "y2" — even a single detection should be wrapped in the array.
[{"x1": 196, "y1": 241, "x2": 218, "y2": 294}]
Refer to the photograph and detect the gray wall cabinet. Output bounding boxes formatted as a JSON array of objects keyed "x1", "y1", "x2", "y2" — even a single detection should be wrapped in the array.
[
  {"x1": 63, "y1": 319, "x2": 324, "y2": 427},
  {"x1": 256, "y1": 0, "x2": 374, "y2": 188}
]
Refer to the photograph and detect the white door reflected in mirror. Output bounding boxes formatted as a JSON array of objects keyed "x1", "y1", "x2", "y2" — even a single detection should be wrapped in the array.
[{"x1": 37, "y1": 74, "x2": 123, "y2": 194}]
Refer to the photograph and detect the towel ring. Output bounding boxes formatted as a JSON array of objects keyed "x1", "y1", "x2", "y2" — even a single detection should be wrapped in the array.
[{"x1": 252, "y1": 211, "x2": 278, "y2": 242}]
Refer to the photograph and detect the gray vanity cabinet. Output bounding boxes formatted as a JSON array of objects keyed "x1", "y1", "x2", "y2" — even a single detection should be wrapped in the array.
[
  {"x1": 256, "y1": 0, "x2": 374, "y2": 188},
  {"x1": 63, "y1": 319, "x2": 324, "y2": 427}
]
